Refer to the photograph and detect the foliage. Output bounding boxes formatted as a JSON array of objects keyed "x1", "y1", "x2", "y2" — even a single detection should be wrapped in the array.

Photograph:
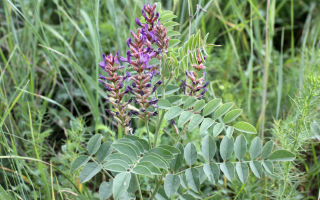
[{"x1": 0, "y1": 0, "x2": 319, "y2": 199}]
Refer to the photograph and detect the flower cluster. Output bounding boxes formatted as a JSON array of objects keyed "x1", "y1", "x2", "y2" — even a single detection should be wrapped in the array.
[
  {"x1": 121, "y1": 3, "x2": 169, "y2": 119},
  {"x1": 99, "y1": 53, "x2": 132, "y2": 134},
  {"x1": 182, "y1": 51, "x2": 209, "y2": 98},
  {"x1": 99, "y1": 3, "x2": 170, "y2": 132}
]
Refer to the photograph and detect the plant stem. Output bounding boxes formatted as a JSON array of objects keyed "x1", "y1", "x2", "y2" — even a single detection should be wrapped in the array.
[
  {"x1": 146, "y1": 120, "x2": 151, "y2": 147},
  {"x1": 260, "y1": 0, "x2": 270, "y2": 141},
  {"x1": 135, "y1": 174, "x2": 143, "y2": 200},
  {"x1": 153, "y1": 111, "x2": 164, "y2": 147},
  {"x1": 149, "y1": 177, "x2": 161, "y2": 200}
]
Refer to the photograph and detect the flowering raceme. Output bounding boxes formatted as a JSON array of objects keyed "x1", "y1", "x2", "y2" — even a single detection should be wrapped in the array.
[
  {"x1": 98, "y1": 52, "x2": 132, "y2": 134},
  {"x1": 99, "y1": 3, "x2": 170, "y2": 132},
  {"x1": 182, "y1": 51, "x2": 209, "y2": 98}
]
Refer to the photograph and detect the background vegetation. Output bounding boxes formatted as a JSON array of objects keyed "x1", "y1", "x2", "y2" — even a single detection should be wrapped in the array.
[{"x1": 0, "y1": 0, "x2": 319, "y2": 199}]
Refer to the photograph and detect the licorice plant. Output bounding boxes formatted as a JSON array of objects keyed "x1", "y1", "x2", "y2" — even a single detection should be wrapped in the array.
[{"x1": 71, "y1": 3, "x2": 295, "y2": 200}]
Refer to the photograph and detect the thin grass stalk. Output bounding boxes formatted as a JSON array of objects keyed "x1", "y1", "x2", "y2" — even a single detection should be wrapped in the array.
[{"x1": 260, "y1": 0, "x2": 271, "y2": 140}]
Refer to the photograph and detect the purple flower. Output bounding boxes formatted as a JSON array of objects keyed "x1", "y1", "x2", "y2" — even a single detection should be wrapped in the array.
[{"x1": 136, "y1": 18, "x2": 143, "y2": 27}]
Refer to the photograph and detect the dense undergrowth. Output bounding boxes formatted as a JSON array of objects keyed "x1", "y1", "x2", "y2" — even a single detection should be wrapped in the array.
[{"x1": 0, "y1": 0, "x2": 319, "y2": 199}]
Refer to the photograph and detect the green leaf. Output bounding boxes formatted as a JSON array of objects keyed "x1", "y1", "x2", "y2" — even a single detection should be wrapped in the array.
[
  {"x1": 220, "y1": 162, "x2": 234, "y2": 181},
  {"x1": 234, "y1": 135, "x2": 247, "y2": 160},
  {"x1": 178, "y1": 111, "x2": 193, "y2": 128},
  {"x1": 99, "y1": 181, "x2": 112, "y2": 200},
  {"x1": 164, "y1": 174, "x2": 180, "y2": 197},
  {"x1": 96, "y1": 142, "x2": 112, "y2": 162},
  {"x1": 184, "y1": 143, "x2": 197, "y2": 166},
  {"x1": 185, "y1": 168, "x2": 200, "y2": 192},
  {"x1": 117, "y1": 139, "x2": 142, "y2": 154},
  {"x1": 106, "y1": 153, "x2": 133, "y2": 164},
  {"x1": 150, "y1": 147, "x2": 174, "y2": 159},
  {"x1": 223, "y1": 109, "x2": 242, "y2": 123},
  {"x1": 71, "y1": 155, "x2": 89, "y2": 173},
  {"x1": 169, "y1": 39, "x2": 180, "y2": 48},
  {"x1": 262, "y1": 160, "x2": 273, "y2": 174},
  {"x1": 104, "y1": 160, "x2": 129, "y2": 173},
  {"x1": 268, "y1": 150, "x2": 295, "y2": 161},
  {"x1": 158, "y1": 145, "x2": 180, "y2": 155},
  {"x1": 202, "y1": 98, "x2": 221, "y2": 116},
  {"x1": 183, "y1": 96, "x2": 197, "y2": 109},
  {"x1": 212, "y1": 123, "x2": 224, "y2": 137},
  {"x1": 80, "y1": 162, "x2": 102, "y2": 183},
  {"x1": 158, "y1": 99, "x2": 172, "y2": 110},
  {"x1": 193, "y1": 100, "x2": 206, "y2": 112},
  {"x1": 249, "y1": 137, "x2": 262, "y2": 159},
  {"x1": 261, "y1": 141, "x2": 274, "y2": 159},
  {"x1": 132, "y1": 165, "x2": 152, "y2": 176},
  {"x1": 188, "y1": 114, "x2": 204, "y2": 132},
  {"x1": 214, "y1": 102, "x2": 234, "y2": 120},
  {"x1": 203, "y1": 163, "x2": 220, "y2": 184},
  {"x1": 201, "y1": 135, "x2": 216, "y2": 162},
  {"x1": 200, "y1": 118, "x2": 214, "y2": 134},
  {"x1": 226, "y1": 126, "x2": 234, "y2": 137},
  {"x1": 113, "y1": 172, "x2": 131, "y2": 200},
  {"x1": 170, "y1": 143, "x2": 184, "y2": 172},
  {"x1": 87, "y1": 134, "x2": 103, "y2": 155},
  {"x1": 137, "y1": 162, "x2": 161, "y2": 175},
  {"x1": 220, "y1": 137, "x2": 234, "y2": 161},
  {"x1": 249, "y1": 161, "x2": 263, "y2": 178},
  {"x1": 125, "y1": 135, "x2": 150, "y2": 151},
  {"x1": 165, "y1": 106, "x2": 183, "y2": 120},
  {"x1": 167, "y1": 30, "x2": 181, "y2": 37},
  {"x1": 236, "y1": 163, "x2": 249, "y2": 183},
  {"x1": 112, "y1": 143, "x2": 138, "y2": 161},
  {"x1": 234, "y1": 121, "x2": 257, "y2": 134},
  {"x1": 141, "y1": 153, "x2": 169, "y2": 169}
]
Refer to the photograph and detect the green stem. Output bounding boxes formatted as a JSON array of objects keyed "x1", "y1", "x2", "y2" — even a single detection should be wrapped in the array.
[
  {"x1": 135, "y1": 174, "x2": 143, "y2": 200},
  {"x1": 146, "y1": 120, "x2": 151, "y2": 147},
  {"x1": 149, "y1": 177, "x2": 161, "y2": 200},
  {"x1": 153, "y1": 111, "x2": 164, "y2": 147}
]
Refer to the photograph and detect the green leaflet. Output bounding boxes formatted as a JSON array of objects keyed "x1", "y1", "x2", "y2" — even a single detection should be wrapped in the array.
[
  {"x1": 113, "y1": 172, "x2": 131, "y2": 200},
  {"x1": 184, "y1": 143, "x2": 197, "y2": 166},
  {"x1": 164, "y1": 174, "x2": 180, "y2": 197},
  {"x1": 220, "y1": 136, "x2": 234, "y2": 161},
  {"x1": 201, "y1": 135, "x2": 216, "y2": 162},
  {"x1": 202, "y1": 98, "x2": 221, "y2": 116}
]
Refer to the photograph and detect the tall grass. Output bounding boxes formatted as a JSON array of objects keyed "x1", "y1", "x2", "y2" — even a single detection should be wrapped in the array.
[{"x1": 0, "y1": 0, "x2": 319, "y2": 199}]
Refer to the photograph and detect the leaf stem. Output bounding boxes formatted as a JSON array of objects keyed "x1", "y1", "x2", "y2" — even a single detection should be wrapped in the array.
[{"x1": 135, "y1": 174, "x2": 143, "y2": 200}]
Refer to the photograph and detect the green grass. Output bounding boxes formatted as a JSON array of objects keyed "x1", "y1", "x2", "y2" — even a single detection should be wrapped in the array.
[{"x1": 0, "y1": 0, "x2": 319, "y2": 199}]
